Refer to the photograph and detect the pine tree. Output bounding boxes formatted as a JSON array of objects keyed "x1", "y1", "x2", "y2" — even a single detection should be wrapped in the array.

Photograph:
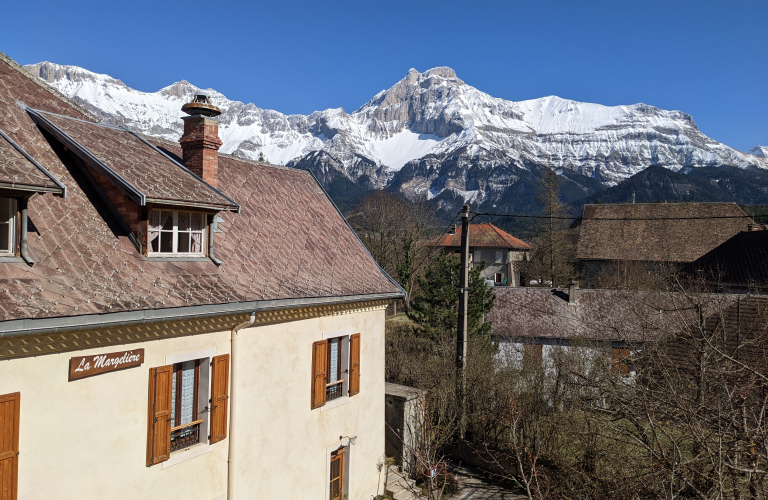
[{"x1": 407, "y1": 253, "x2": 495, "y2": 340}]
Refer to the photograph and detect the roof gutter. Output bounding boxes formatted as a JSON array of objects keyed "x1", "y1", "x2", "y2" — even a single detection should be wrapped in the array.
[{"x1": 0, "y1": 292, "x2": 403, "y2": 338}]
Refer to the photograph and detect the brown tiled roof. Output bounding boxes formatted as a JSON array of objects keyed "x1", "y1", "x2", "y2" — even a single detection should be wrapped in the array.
[
  {"x1": 0, "y1": 128, "x2": 63, "y2": 193},
  {"x1": 681, "y1": 230, "x2": 768, "y2": 290},
  {"x1": 28, "y1": 109, "x2": 237, "y2": 211},
  {"x1": 576, "y1": 203, "x2": 753, "y2": 263},
  {"x1": 431, "y1": 223, "x2": 530, "y2": 250},
  {"x1": 660, "y1": 296, "x2": 768, "y2": 371},
  {"x1": 487, "y1": 287, "x2": 738, "y2": 343},
  {"x1": 0, "y1": 51, "x2": 400, "y2": 324}
]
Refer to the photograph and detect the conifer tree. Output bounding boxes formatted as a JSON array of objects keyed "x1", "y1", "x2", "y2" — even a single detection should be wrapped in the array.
[{"x1": 407, "y1": 253, "x2": 495, "y2": 340}]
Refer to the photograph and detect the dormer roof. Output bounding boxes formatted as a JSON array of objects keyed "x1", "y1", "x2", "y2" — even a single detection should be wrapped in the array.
[
  {"x1": 0, "y1": 127, "x2": 65, "y2": 196},
  {"x1": 26, "y1": 108, "x2": 239, "y2": 212}
]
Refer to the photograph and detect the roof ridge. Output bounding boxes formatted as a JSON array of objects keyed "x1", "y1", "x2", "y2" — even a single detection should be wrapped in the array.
[{"x1": 0, "y1": 50, "x2": 100, "y2": 123}]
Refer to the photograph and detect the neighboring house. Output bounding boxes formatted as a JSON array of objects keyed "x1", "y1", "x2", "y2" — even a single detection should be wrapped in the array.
[
  {"x1": 486, "y1": 286, "x2": 738, "y2": 375},
  {"x1": 577, "y1": 203, "x2": 754, "y2": 287},
  {"x1": 0, "y1": 51, "x2": 403, "y2": 500},
  {"x1": 430, "y1": 222, "x2": 531, "y2": 286},
  {"x1": 681, "y1": 227, "x2": 768, "y2": 293},
  {"x1": 659, "y1": 295, "x2": 768, "y2": 375}
]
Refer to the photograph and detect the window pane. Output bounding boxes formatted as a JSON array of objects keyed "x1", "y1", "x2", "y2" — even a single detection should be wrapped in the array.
[
  {"x1": 328, "y1": 338, "x2": 339, "y2": 383},
  {"x1": 161, "y1": 211, "x2": 174, "y2": 230},
  {"x1": 0, "y1": 198, "x2": 10, "y2": 221},
  {"x1": 191, "y1": 232, "x2": 203, "y2": 253},
  {"x1": 180, "y1": 361, "x2": 196, "y2": 425},
  {"x1": 178, "y1": 232, "x2": 190, "y2": 253},
  {"x1": 0, "y1": 199, "x2": 13, "y2": 253},
  {"x1": 190, "y1": 213, "x2": 205, "y2": 231},
  {"x1": 178, "y1": 212, "x2": 190, "y2": 231},
  {"x1": 160, "y1": 231, "x2": 173, "y2": 253},
  {"x1": 0, "y1": 222, "x2": 8, "y2": 252}
]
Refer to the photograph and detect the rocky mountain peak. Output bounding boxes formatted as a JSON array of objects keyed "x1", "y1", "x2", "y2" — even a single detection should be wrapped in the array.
[
  {"x1": 25, "y1": 60, "x2": 768, "y2": 215},
  {"x1": 26, "y1": 61, "x2": 126, "y2": 88},
  {"x1": 749, "y1": 146, "x2": 767, "y2": 158}
]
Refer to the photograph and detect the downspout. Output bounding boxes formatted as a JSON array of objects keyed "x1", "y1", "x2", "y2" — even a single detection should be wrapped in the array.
[
  {"x1": 19, "y1": 197, "x2": 34, "y2": 266},
  {"x1": 209, "y1": 214, "x2": 223, "y2": 266},
  {"x1": 227, "y1": 311, "x2": 255, "y2": 500}
]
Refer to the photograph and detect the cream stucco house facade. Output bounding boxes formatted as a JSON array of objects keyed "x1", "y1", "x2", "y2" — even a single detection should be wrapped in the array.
[{"x1": 0, "y1": 51, "x2": 403, "y2": 500}]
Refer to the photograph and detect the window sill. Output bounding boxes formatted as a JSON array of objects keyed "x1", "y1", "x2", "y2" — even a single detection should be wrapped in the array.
[
  {"x1": 143, "y1": 256, "x2": 212, "y2": 262},
  {"x1": 0, "y1": 255, "x2": 23, "y2": 263},
  {"x1": 162, "y1": 442, "x2": 213, "y2": 469},
  {"x1": 320, "y1": 395, "x2": 351, "y2": 412}
]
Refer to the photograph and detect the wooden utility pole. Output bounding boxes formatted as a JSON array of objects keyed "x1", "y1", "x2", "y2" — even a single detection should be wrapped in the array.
[{"x1": 457, "y1": 204, "x2": 470, "y2": 440}]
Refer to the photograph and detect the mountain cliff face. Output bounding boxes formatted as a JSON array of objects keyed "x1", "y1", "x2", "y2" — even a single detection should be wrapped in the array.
[{"x1": 25, "y1": 62, "x2": 767, "y2": 214}]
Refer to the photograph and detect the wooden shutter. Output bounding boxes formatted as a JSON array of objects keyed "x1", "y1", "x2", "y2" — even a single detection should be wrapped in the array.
[
  {"x1": 146, "y1": 366, "x2": 173, "y2": 466},
  {"x1": 0, "y1": 393, "x2": 20, "y2": 500},
  {"x1": 349, "y1": 334, "x2": 361, "y2": 397},
  {"x1": 311, "y1": 340, "x2": 328, "y2": 409},
  {"x1": 210, "y1": 354, "x2": 230, "y2": 444}
]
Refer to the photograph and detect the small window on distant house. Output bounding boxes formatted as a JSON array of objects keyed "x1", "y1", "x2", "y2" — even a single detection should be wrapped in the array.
[
  {"x1": 0, "y1": 198, "x2": 17, "y2": 255},
  {"x1": 495, "y1": 250, "x2": 503, "y2": 264},
  {"x1": 148, "y1": 210, "x2": 206, "y2": 256},
  {"x1": 494, "y1": 272, "x2": 503, "y2": 283}
]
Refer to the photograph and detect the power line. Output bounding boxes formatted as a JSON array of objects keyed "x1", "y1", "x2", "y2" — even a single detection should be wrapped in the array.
[{"x1": 471, "y1": 211, "x2": 764, "y2": 222}]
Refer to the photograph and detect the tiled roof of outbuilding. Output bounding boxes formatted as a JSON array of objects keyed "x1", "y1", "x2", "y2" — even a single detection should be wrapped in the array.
[
  {"x1": 431, "y1": 222, "x2": 530, "y2": 250},
  {"x1": 681, "y1": 230, "x2": 768, "y2": 290},
  {"x1": 487, "y1": 287, "x2": 738, "y2": 343},
  {"x1": 576, "y1": 203, "x2": 753, "y2": 263},
  {"x1": 0, "y1": 51, "x2": 401, "y2": 324}
]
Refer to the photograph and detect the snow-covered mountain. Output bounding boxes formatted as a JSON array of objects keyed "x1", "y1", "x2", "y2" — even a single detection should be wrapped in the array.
[
  {"x1": 25, "y1": 62, "x2": 767, "y2": 213},
  {"x1": 749, "y1": 146, "x2": 768, "y2": 158}
]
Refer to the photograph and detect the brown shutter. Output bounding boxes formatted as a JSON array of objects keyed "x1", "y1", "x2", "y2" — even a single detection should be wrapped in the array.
[
  {"x1": 311, "y1": 340, "x2": 328, "y2": 409},
  {"x1": 210, "y1": 354, "x2": 230, "y2": 444},
  {"x1": 0, "y1": 392, "x2": 20, "y2": 500},
  {"x1": 349, "y1": 334, "x2": 361, "y2": 397},
  {"x1": 146, "y1": 366, "x2": 173, "y2": 466}
]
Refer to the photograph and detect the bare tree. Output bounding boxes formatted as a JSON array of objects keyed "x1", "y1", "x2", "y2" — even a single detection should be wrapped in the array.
[{"x1": 350, "y1": 191, "x2": 436, "y2": 306}]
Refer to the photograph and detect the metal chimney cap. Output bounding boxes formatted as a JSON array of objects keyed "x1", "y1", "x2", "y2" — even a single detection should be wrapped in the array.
[{"x1": 182, "y1": 93, "x2": 222, "y2": 117}]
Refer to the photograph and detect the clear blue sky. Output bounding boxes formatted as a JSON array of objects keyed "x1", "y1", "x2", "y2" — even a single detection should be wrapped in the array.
[{"x1": 3, "y1": 0, "x2": 766, "y2": 151}]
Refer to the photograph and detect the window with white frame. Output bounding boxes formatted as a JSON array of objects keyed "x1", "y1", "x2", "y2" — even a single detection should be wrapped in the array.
[
  {"x1": 148, "y1": 210, "x2": 206, "y2": 256},
  {"x1": 0, "y1": 198, "x2": 17, "y2": 255}
]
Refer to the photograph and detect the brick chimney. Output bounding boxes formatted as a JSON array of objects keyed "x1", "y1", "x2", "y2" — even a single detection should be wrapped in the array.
[{"x1": 180, "y1": 93, "x2": 223, "y2": 187}]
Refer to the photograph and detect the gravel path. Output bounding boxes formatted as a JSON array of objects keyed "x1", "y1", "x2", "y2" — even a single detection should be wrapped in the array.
[{"x1": 449, "y1": 462, "x2": 529, "y2": 500}]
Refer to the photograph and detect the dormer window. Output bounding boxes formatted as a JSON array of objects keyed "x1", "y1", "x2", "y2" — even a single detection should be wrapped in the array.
[
  {"x1": 148, "y1": 210, "x2": 206, "y2": 256},
  {"x1": 0, "y1": 198, "x2": 17, "y2": 255}
]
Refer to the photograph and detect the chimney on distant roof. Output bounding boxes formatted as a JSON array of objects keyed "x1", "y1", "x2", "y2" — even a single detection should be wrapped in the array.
[
  {"x1": 180, "y1": 93, "x2": 223, "y2": 187},
  {"x1": 449, "y1": 224, "x2": 457, "y2": 235},
  {"x1": 748, "y1": 223, "x2": 760, "y2": 231},
  {"x1": 568, "y1": 279, "x2": 578, "y2": 305}
]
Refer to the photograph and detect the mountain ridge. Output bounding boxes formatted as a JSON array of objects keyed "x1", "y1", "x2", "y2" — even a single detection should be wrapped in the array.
[{"x1": 24, "y1": 61, "x2": 767, "y2": 215}]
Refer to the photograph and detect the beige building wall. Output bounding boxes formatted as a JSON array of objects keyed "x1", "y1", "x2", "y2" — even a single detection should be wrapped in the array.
[
  {"x1": 234, "y1": 307, "x2": 386, "y2": 500},
  {"x1": 0, "y1": 331, "x2": 231, "y2": 500},
  {"x1": 0, "y1": 306, "x2": 387, "y2": 500}
]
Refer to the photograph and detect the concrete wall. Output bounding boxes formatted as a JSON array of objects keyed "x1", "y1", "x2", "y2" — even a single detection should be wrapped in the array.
[{"x1": 0, "y1": 307, "x2": 387, "y2": 500}]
